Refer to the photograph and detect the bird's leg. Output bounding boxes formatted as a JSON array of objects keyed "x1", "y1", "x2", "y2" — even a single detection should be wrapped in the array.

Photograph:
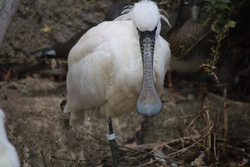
[
  {"x1": 106, "y1": 117, "x2": 118, "y2": 167},
  {"x1": 167, "y1": 69, "x2": 187, "y2": 103},
  {"x1": 167, "y1": 68, "x2": 175, "y2": 101}
]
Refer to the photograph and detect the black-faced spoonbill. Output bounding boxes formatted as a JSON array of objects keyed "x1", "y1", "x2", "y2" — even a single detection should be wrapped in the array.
[
  {"x1": 0, "y1": 108, "x2": 20, "y2": 167},
  {"x1": 64, "y1": 0, "x2": 171, "y2": 166}
]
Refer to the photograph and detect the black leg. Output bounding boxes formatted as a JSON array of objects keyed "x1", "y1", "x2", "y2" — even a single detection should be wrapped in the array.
[{"x1": 106, "y1": 117, "x2": 118, "y2": 167}]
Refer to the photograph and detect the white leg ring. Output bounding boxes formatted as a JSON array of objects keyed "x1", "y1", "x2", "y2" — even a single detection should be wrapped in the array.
[{"x1": 106, "y1": 132, "x2": 116, "y2": 140}]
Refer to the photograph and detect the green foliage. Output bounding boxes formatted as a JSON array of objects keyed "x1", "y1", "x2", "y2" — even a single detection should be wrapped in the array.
[{"x1": 204, "y1": 0, "x2": 238, "y2": 73}]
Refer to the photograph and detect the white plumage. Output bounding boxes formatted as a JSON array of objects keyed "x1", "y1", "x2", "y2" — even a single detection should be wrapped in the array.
[
  {"x1": 64, "y1": 0, "x2": 171, "y2": 125},
  {"x1": 0, "y1": 108, "x2": 20, "y2": 167}
]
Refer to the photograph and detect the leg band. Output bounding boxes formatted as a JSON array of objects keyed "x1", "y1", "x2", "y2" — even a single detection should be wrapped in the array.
[{"x1": 106, "y1": 132, "x2": 116, "y2": 140}]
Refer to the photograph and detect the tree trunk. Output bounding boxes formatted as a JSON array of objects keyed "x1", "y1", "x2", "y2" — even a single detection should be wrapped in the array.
[{"x1": 0, "y1": 0, "x2": 20, "y2": 47}]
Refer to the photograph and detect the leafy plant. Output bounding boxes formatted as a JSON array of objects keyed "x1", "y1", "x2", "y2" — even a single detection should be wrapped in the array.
[{"x1": 202, "y1": 0, "x2": 238, "y2": 81}]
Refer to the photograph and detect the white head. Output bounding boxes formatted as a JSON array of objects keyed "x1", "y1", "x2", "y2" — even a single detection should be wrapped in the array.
[
  {"x1": 115, "y1": 0, "x2": 170, "y2": 37},
  {"x1": 133, "y1": 1, "x2": 161, "y2": 33}
]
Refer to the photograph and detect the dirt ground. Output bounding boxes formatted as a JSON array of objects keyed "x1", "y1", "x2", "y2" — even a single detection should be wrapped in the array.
[
  {"x1": 0, "y1": 78, "x2": 142, "y2": 166},
  {"x1": 0, "y1": 0, "x2": 250, "y2": 167},
  {"x1": 0, "y1": 77, "x2": 249, "y2": 166}
]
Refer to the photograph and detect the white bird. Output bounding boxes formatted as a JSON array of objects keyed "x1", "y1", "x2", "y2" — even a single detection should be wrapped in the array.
[
  {"x1": 64, "y1": 0, "x2": 171, "y2": 166},
  {"x1": 0, "y1": 108, "x2": 20, "y2": 167}
]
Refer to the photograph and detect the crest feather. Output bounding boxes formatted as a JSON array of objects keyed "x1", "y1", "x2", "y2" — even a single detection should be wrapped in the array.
[{"x1": 114, "y1": 3, "x2": 171, "y2": 28}]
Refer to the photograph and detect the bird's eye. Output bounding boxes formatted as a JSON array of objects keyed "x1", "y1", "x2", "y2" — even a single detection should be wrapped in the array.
[{"x1": 184, "y1": 0, "x2": 190, "y2": 5}]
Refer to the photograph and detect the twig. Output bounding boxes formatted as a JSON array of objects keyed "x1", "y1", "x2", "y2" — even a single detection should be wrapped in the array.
[
  {"x1": 138, "y1": 159, "x2": 157, "y2": 167},
  {"x1": 222, "y1": 87, "x2": 228, "y2": 156},
  {"x1": 199, "y1": 88, "x2": 212, "y2": 159},
  {"x1": 40, "y1": 149, "x2": 48, "y2": 167},
  {"x1": 167, "y1": 122, "x2": 214, "y2": 157},
  {"x1": 217, "y1": 143, "x2": 246, "y2": 153},
  {"x1": 213, "y1": 132, "x2": 219, "y2": 161},
  {"x1": 205, "y1": 103, "x2": 212, "y2": 159},
  {"x1": 119, "y1": 145, "x2": 188, "y2": 166},
  {"x1": 50, "y1": 158, "x2": 55, "y2": 167},
  {"x1": 200, "y1": 64, "x2": 219, "y2": 83}
]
